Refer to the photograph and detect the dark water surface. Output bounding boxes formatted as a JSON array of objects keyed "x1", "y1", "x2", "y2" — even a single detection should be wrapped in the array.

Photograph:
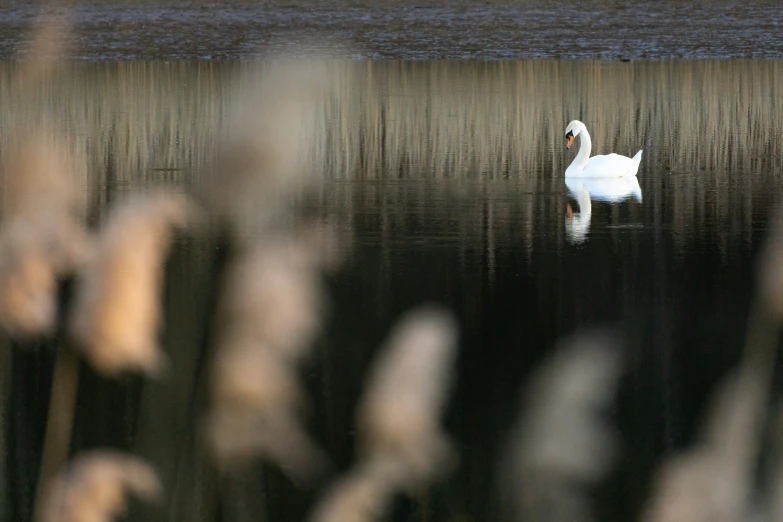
[
  {"x1": 1, "y1": 59, "x2": 782, "y2": 521},
  {"x1": 1, "y1": 1, "x2": 783, "y2": 60}
]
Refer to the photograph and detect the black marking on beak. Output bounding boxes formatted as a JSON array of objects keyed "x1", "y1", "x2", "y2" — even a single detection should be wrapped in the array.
[{"x1": 565, "y1": 130, "x2": 574, "y2": 139}]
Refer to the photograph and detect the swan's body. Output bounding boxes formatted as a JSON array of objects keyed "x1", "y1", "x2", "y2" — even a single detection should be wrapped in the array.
[
  {"x1": 564, "y1": 120, "x2": 642, "y2": 178},
  {"x1": 565, "y1": 176, "x2": 642, "y2": 204}
]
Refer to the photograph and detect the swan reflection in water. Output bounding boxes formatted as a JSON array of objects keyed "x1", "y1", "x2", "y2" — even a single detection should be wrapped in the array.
[{"x1": 564, "y1": 177, "x2": 642, "y2": 244}]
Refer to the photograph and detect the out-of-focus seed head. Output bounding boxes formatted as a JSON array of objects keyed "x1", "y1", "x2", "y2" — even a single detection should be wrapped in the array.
[
  {"x1": 37, "y1": 450, "x2": 161, "y2": 522},
  {"x1": 68, "y1": 191, "x2": 198, "y2": 377}
]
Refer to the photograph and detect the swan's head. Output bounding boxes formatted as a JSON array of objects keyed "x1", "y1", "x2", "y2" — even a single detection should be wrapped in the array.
[{"x1": 564, "y1": 120, "x2": 584, "y2": 149}]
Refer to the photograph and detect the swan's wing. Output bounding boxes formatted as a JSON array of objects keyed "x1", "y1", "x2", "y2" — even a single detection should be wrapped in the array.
[
  {"x1": 582, "y1": 176, "x2": 639, "y2": 203},
  {"x1": 584, "y1": 153, "x2": 639, "y2": 177},
  {"x1": 568, "y1": 177, "x2": 641, "y2": 202}
]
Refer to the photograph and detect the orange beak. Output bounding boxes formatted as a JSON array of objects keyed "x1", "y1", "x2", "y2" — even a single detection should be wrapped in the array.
[
  {"x1": 566, "y1": 135, "x2": 574, "y2": 149},
  {"x1": 566, "y1": 204, "x2": 573, "y2": 221}
]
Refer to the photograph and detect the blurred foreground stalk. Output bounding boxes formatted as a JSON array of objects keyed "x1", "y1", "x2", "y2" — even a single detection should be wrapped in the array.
[
  {"x1": 500, "y1": 331, "x2": 622, "y2": 522},
  {"x1": 32, "y1": 339, "x2": 79, "y2": 522},
  {"x1": 640, "y1": 204, "x2": 783, "y2": 522},
  {"x1": 309, "y1": 306, "x2": 458, "y2": 522}
]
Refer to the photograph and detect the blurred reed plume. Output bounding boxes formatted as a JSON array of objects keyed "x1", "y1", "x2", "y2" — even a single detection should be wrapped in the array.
[
  {"x1": 206, "y1": 224, "x2": 344, "y2": 484},
  {"x1": 0, "y1": 217, "x2": 86, "y2": 341},
  {"x1": 37, "y1": 450, "x2": 161, "y2": 522},
  {"x1": 0, "y1": 9, "x2": 87, "y2": 341},
  {"x1": 309, "y1": 306, "x2": 458, "y2": 522},
  {"x1": 639, "y1": 202, "x2": 783, "y2": 522},
  {"x1": 204, "y1": 52, "x2": 337, "y2": 240},
  {"x1": 763, "y1": 405, "x2": 783, "y2": 521},
  {"x1": 639, "y1": 369, "x2": 765, "y2": 522},
  {"x1": 68, "y1": 191, "x2": 198, "y2": 378},
  {"x1": 0, "y1": 131, "x2": 86, "y2": 224},
  {"x1": 500, "y1": 331, "x2": 622, "y2": 522},
  {"x1": 201, "y1": 42, "x2": 353, "y2": 486},
  {"x1": 216, "y1": 232, "x2": 329, "y2": 364},
  {"x1": 13, "y1": 14, "x2": 72, "y2": 91},
  {"x1": 756, "y1": 208, "x2": 783, "y2": 322},
  {"x1": 355, "y1": 306, "x2": 458, "y2": 488},
  {"x1": 307, "y1": 467, "x2": 391, "y2": 522}
]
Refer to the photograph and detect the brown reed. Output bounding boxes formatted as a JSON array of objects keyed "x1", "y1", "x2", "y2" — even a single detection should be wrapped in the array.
[
  {"x1": 499, "y1": 331, "x2": 622, "y2": 522},
  {"x1": 206, "y1": 228, "x2": 336, "y2": 485},
  {"x1": 68, "y1": 190, "x2": 199, "y2": 378},
  {"x1": 639, "y1": 203, "x2": 783, "y2": 522},
  {"x1": 309, "y1": 306, "x2": 458, "y2": 522},
  {"x1": 0, "y1": 129, "x2": 90, "y2": 340},
  {"x1": 36, "y1": 450, "x2": 161, "y2": 522}
]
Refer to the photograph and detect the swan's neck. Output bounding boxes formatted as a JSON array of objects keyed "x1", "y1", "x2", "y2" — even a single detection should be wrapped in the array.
[
  {"x1": 567, "y1": 200, "x2": 591, "y2": 243},
  {"x1": 571, "y1": 127, "x2": 592, "y2": 169},
  {"x1": 576, "y1": 188, "x2": 592, "y2": 218}
]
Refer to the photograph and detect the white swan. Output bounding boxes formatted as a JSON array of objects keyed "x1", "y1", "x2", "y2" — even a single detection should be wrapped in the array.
[
  {"x1": 564, "y1": 176, "x2": 642, "y2": 204},
  {"x1": 564, "y1": 120, "x2": 643, "y2": 178}
]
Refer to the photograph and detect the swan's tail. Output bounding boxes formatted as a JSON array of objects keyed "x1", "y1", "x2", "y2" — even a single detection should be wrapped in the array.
[{"x1": 632, "y1": 150, "x2": 643, "y2": 165}]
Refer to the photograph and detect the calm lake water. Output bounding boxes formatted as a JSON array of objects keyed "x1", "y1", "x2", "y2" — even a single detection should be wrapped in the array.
[{"x1": 1, "y1": 58, "x2": 783, "y2": 521}]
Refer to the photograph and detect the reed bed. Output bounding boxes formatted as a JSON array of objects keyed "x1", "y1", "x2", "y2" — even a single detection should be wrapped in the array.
[
  {"x1": 0, "y1": 59, "x2": 780, "y2": 181},
  {"x1": 0, "y1": 59, "x2": 779, "y2": 252}
]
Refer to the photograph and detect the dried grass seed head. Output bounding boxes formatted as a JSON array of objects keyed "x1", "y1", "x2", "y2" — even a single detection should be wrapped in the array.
[
  {"x1": 0, "y1": 130, "x2": 90, "y2": 340},
  {"x1": 218, "y1": 238, "x2": 325, "y2": 363},
  {"x1": 207, "y1": 55, "x2": 334, "y2": 237},
  {"x1": 37, "y1": 450, "x2": 161, "y2": 522},
  {"x1": 68, "y1": 191, "x2": 198, "y2": 377},
  {"x1": 356, "y1": 306, "x2": 459, "y2": 486},
  {"x1": 0, "y1": 131, "x2": 87, "y2": 223},
  {"x1": 308, "y1": 468, "x2": 392, "y2": 522},
  {"x1": 501, "y1": 331, "x2": 622, "y2": 522}
]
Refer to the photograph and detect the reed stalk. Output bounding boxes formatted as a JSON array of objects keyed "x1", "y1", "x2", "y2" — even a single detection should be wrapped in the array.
[{"x1": 31, "y1": 346, "x2": 79, "y2": 522}]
